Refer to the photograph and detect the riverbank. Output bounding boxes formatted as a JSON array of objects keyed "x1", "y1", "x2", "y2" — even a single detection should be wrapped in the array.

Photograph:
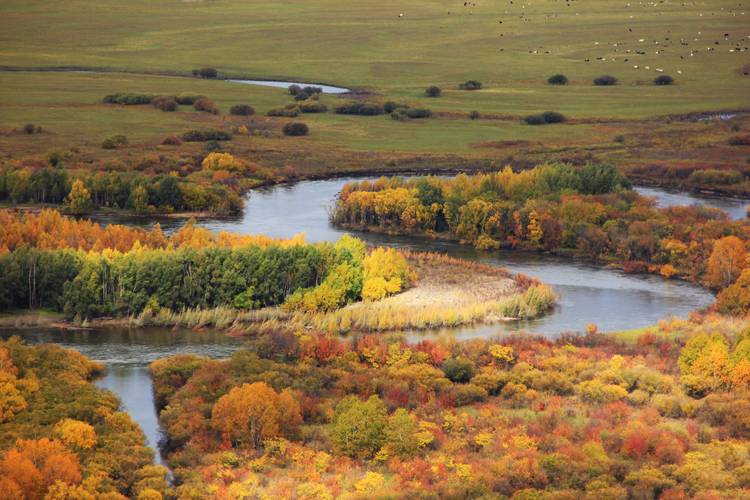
[
  {"x1": 132, "y1": 253, "x2": 558, "y2": 335},
  {"x1": 0, "y1": 252, "x2": 556, "y2": 335}
]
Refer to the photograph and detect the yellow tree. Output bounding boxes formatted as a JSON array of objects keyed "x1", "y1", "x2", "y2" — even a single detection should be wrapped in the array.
[
  {"x1": 211, "y1": 382, "x2": 301, "y2": 448},
  {"x1": 54, "y1": 419, "x2": 97, "y2": 450},
  {"x1": 527, "y1": 210, "x2": 543, "y2": 246},
  {"x1": 362, "y1": 248, "x2": 411, "y2": 301},
  {"x1": 706, "y1": 236, "x2": 747, "y2": 289},
  {"x1": 65, "y1": 180, "x2": 92, "y2": 215}
]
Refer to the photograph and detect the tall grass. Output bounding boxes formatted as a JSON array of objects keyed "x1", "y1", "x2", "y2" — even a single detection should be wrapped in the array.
[{"x1": 298, "y1": 284, "x2": 556, "y2": 334}]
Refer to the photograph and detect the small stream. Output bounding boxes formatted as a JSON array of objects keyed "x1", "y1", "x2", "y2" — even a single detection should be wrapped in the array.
[{"x1": 228, "y1": 79, "x2": 350, "y2": 94}]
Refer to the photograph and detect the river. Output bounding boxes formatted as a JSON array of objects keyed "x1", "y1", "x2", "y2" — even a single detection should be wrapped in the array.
[{"x1": 9, "y1": 178, "x2": 737, "y2": 462}]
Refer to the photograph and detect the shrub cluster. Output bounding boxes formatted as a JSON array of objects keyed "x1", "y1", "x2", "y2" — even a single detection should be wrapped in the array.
[
  {"x1": 103, "y1": 93, "x2": 154, "y2": 105},
  {"x1": 728, "y1": 135, "x2": 750, "y2": 146},
  {"x1": 283, "y1": 122, "x2": 309, "y2": 136},
  {"x1": 152, "y1": 96, "x2": 178, "y2": 112},
  {"x1": 161, "y1": 136, "x2": 182, "y2": 146},
  {"x1": 298, "y1": 101, "x2": 327, "y2": 113},
  {"x1": 267, "y1": 105, "x2": 300, "y2": 117},
  {"x1": 175, "y1": 94, "x2": 205, "y2": 105},
  {"x1": 193, "y1": 97, "x2": 219, "y2": 114},
  {"x1": 425, "y1": 85, "x2": 442, "y2": 97},
  {"x1": 459, "y1": 80, "x2": 482, "y2": 90},
  {"x1": 101, "y1": 134, "x2": 128, "y2": 149},
  {"x1": 23, "y1": 123, "x2": 42, "y2": 134},
  {"x1": 192, "y1": 67, "x2": 218, "y2": 78},
  {"x1": 593, "y1": 75, "x2": 618, "y2": 86},
  {"x1": 182, "y1": 130, "x2": 232, "y2": 142},
  {"x1": 524, "y1": 111, "x2": 566, "y2": 125},
  {"x1": 547, "y1": 74, "x2": 569, "y2": 85},
  {"x1": 653, "y1": 75, "x2": 675, "y2": 85},
  {"x1": 687, "y1": 169, "x2": 744, "y2": 186},
  {"x1": 229, "y1": 104, "x2": 255, "y2": 116},
  {"x1": 335, "y1": 102, "x2": 385, "y2": 116},
  {"x1": 289, "y1": 85, "x2": 323, "y2": 97}
]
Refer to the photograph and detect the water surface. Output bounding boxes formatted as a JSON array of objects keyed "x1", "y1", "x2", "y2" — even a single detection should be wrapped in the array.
[
  {"x1": 229, "y1": 79, "x2": 350, "y2": 94},
  {"x1": 635, "y1": 186, "x2": 748, "y2": 220},
  {"x1": 1, "y1": 327, "x2": 245, "y2": 465}
]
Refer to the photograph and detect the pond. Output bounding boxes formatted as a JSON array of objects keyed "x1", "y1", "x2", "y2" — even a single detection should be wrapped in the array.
[{"x1": 228, "y1": 79, "x2": 350, "y2": 94}]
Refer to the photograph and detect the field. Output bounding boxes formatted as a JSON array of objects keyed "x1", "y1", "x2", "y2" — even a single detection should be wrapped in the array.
[
  {"x1": 1, "y1": 0, "x2": 747, "y2": 115},
  {"x1": 0, "y1": 0, "x2": 748, "y2": 189}
]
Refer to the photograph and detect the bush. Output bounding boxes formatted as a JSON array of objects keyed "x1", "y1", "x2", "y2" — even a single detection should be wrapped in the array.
[
  {"x1": 459, "y1": 80, "x2": 482, "y2": 90},
  {"x1": 23, "y1": 123, "x2": 40, "y2": 134},
  {"x1": 161, "y1": 136, "x2": 182, "y2": 146},
  {"x1": 283, "y1": 122, "x2": 309, "y2": 136},
  {"x1": 593, "y1": 75, "x2": 618, "y2": 86},
  {"x1": 524, "y1": 114, "x2": 546, "y2": 125},
  {"x1": 442, "y1": 357, "x2": 476, "y2": 383},
  {"x1": 205, "y1": 140, "x2": 222, "y2": 152},
  {"x1": 335, "y1": 102, "x2": 384, "y2": 116},
  {"x1": 101, "y1": 135, "x2": 128, "y2": 149},
  {"x1": 383, "y1": 101, "x2": 406, "y2": 113},
  {"x1": 174, "y1": 93, "x2": 204, "y2": 105},
  {"x1": 152, "y1": 96, "x2": 178, "y2": 112},
  {"x1": 547, "y1": 74, "x2": 569, "y2": 85},
  {"x1": 687, "y1": 169, "x2": 744, "y2": 186},
  {"x1": 405, "y1": 108, "x2": 432, "y2": 119},
  {"x1": 728, "y1": 135, "x2": 750, "y2": 146},
  {"x1": 654, "y1": 75, "x2": 674, "y2": 85},
  {"x1": 288, "y1": 85, "x2": 303, "y2": 95},
  {"x1": 541, "y1": 111, "x2": 566, "y2": 123},
  {"x1": 524, "y1": 111, "x2": 566, "y2": 125},
  {"x1": 229, "y1": 104, "x2": 255, "y2": 116},
  {"x1": 425, "y1": 85, "x2": 442, "y2": 97},
  {"x1": 103, "y1": 93, "x2": 154, "y2": 105},
  {"x1": 182, "y1": 130, "x2": 232, "y2": 142},
  {"x1": 469, "y1": 110, "x2": 480, "y2": 120},
  {"x1": 193, "y1": 67, "x2": 218, "y2": 79},
  {"x1": 298, "y1": 101, "x2": 328, "y2": 113},
  {"x1": 194, "y1": 97, "x2": 218, "y2": 114},
  {"x1": 267, "y1": 107, "x2": 299, "y2": 117}
]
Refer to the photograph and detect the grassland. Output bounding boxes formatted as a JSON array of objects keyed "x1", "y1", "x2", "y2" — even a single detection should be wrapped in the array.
[
  {"x1": 0, "y1": 0, "x2": 748, "y2": 192},
  {"x1": 1, "y1": 0, "x2": 748, "y2": 115}
]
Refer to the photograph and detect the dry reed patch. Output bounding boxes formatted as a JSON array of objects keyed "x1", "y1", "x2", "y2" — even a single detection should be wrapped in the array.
[{"x1": 349, "y1": 252, "x2": 520, "y2": 311}]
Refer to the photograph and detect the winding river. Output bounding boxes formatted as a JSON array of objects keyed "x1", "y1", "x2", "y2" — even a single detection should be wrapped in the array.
[{"x1": 8, "y1": 178, "x2": 741, "y2": 461}]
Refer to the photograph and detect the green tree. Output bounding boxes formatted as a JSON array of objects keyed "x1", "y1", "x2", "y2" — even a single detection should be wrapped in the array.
[
  {"x1": 130, "y1": 185, "x2": 149, "y2": 214},
  {"x1": 384, "y1": 409, "x2": 420, "y2": 458},
  {"x1": 330, "y1": 395, "x2": 387, "y2": 458}
]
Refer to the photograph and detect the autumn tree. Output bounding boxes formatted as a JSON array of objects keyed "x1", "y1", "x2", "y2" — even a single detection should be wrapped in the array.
[
  {"x1": 330, "y1": 395, "x2": 387, "y2": 458},
  {"x1": 65, "y1": 180, "x2": 92, "y2": 215},
  {"x1": 679, "y1": 334, "x2": 730, "y2": 397},
  {"x1": 0, "y1": 438, "x2": 82, "y2": 499},
  {"x1": 362, "y1": 248, "x2": 411, "y2": 301},
  {"x1": 706, "y1": 236, "x2": 747, "y2": 289},
  {"x1": 54, "y1": 419, "x2": 97, "y2": 450},
  {"x1": 527, "y1": 210, "x2": 543, "y2": 246},
  {"x1": 130, "y1": 185, "x2": 149, "y2": 214},
  {"x1": 716, "y1": 268, "x2": 750, "y2": 314},
  {"x1": 211, "y1": 382, "x2": 301, "y2": 448}
]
